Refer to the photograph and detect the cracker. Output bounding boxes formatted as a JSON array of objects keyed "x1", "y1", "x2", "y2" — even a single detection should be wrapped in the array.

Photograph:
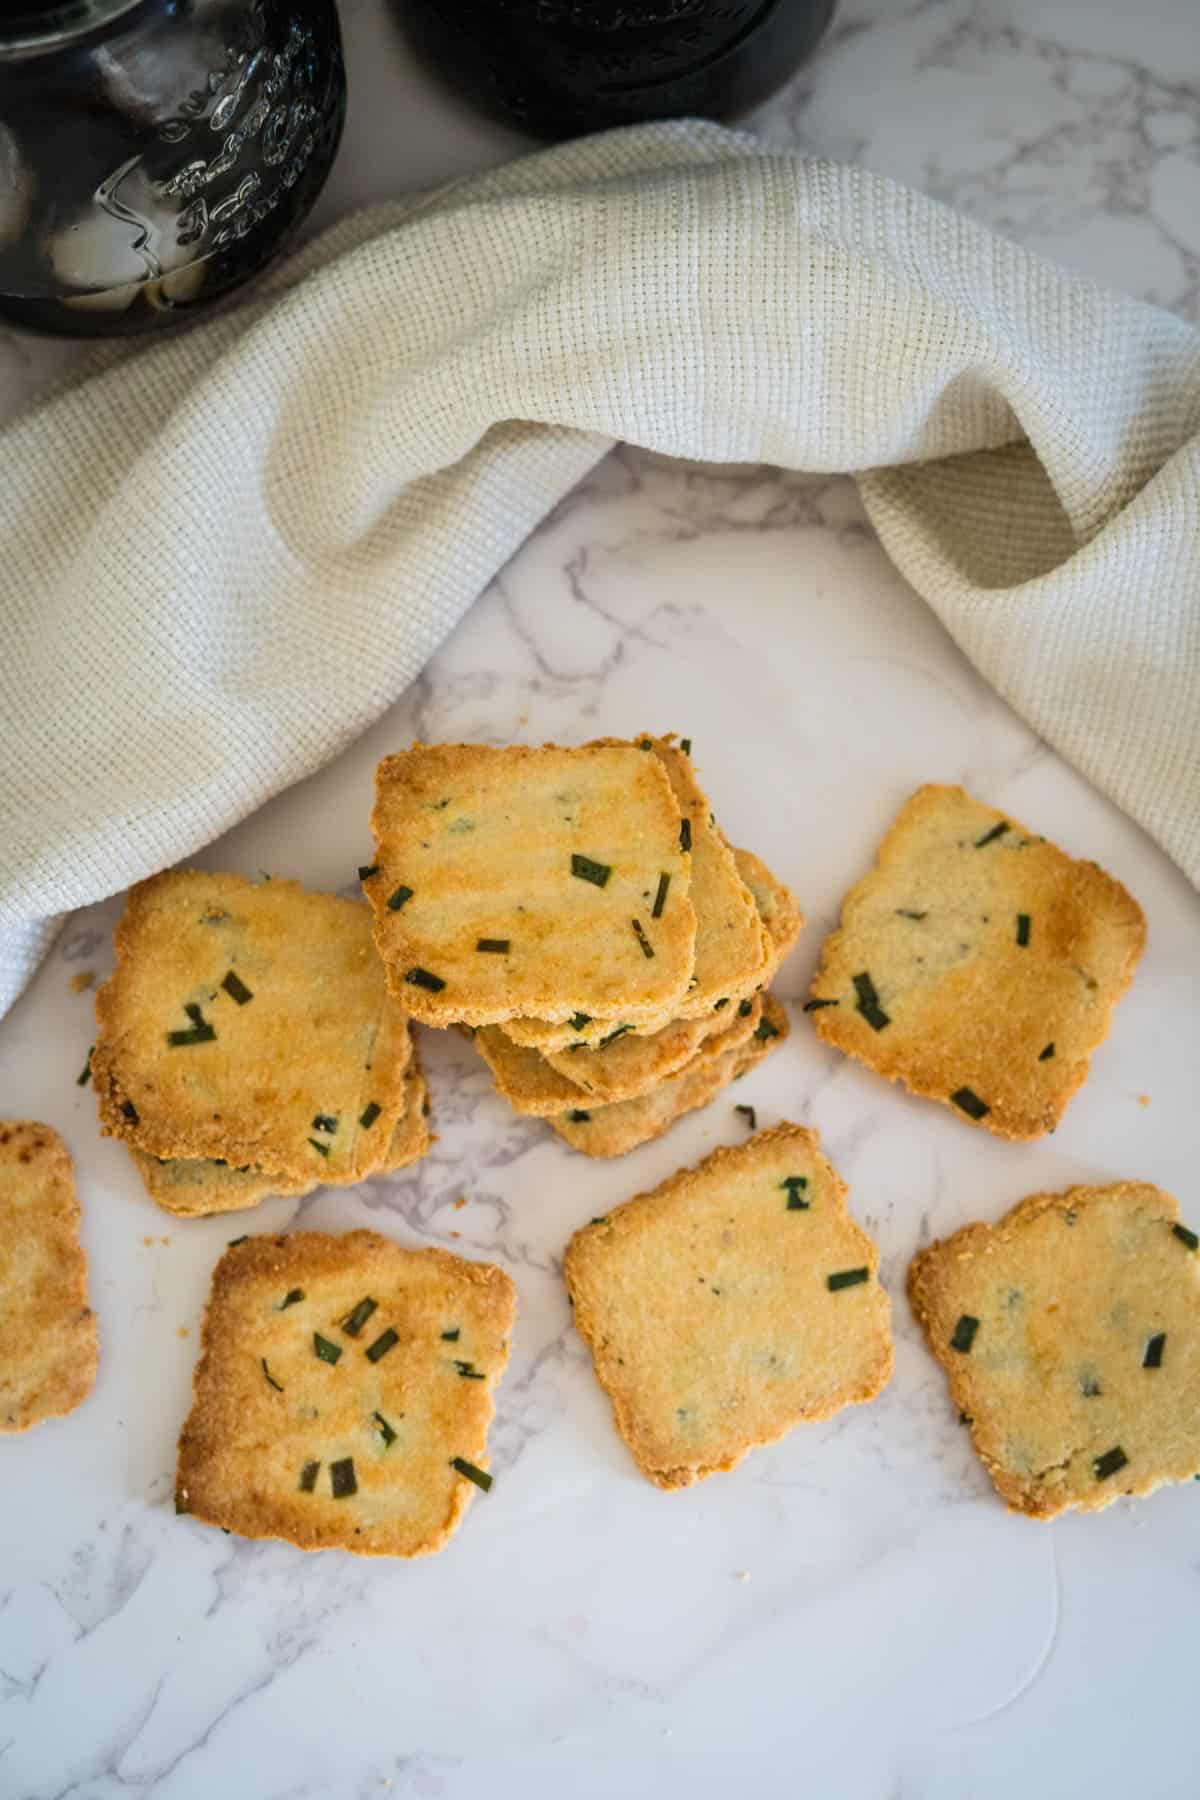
[
  {"x1": 176, "y1": 1229, "x2": 515, "y2": 1555},
  {"x1": 549, "y1": 994, "x2": 788, "y2": 1158},
  {"x1": 909, "y1": 1181, "x2": 1200, "y2": 1519},
  {"x1": 132, "y1": 1060, "x2": 433, "y2": 1218},
  {"x1": 807, "y1": 785, "x2": 1145, "y2": 1139},
  {"x1": 0, "y1": 1122, "x2": 98, "y2": 1432},
  {"x1": 367, "y1": 742, "x2": 696, "y2": 1026},
  {"x1": 541, "y1": 1007, "x2": 743, "y2": 1106},
  {"x1": 731, "y1": 846, "x2": 804, "y2": 971},
  {"x1": 93, "y1": 872, "x2": 414, "y2": 1181},
  {"x1": 564, "y1": 1122, "x2": 892, "y2": 1487}
]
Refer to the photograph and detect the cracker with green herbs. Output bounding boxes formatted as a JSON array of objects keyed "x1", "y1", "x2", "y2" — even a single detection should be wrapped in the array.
[
  {"x1": 93, "y1": 872, "x2": 414, "y2": 1182},
  {"x1": 0, "y1": 1122, "x2": 98, "y2": 1433},
  {"x1": 132, "y1": 1060, "x2": 433, "y2": 1218},
  {"x1": 176, "y1": 1230, "x2": 514, "y2": 1555},
  {"x1": 807, "y1": 785, "x2": 1145, "y2": 1139},
  {"x1": 549, "y1": 994, "x2": 788, "y2": 1158},
  {"x1": 564, "y1": 1122, "x2": 892, "y2": 1488},
  {"x1": 909, "y1": 1182, "x2": 1200, "y2": 1519},
  {"x1": 367, "y1": 742, "x2": 696, "y2": 1027}
]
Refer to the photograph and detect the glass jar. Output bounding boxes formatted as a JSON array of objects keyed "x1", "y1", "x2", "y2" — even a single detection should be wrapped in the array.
[
  {"x1": 395, "y1": 0, "x2": 835, "y2": 141},
  {"x1": 0, "y1": 0, "x2": 346, "y2": 335}
]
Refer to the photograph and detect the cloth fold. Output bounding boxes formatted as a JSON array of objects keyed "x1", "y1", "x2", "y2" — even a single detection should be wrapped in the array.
[{"x1": 2, "y1": 120, "x2": 1197, "y2": 1018}]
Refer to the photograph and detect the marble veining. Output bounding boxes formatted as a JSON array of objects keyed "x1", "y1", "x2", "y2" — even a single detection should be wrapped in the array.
[{"x1": 1, "y1": 2, "x2": 1198, "y2": 1796}]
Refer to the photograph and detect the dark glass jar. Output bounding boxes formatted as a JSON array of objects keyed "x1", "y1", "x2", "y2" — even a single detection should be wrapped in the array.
[
  {"x1": 0, "y1": 0, "x2": 345, "y2": 335},
  {"x1": 395, "y1": 0, "x2": 835, "y2": 141}
]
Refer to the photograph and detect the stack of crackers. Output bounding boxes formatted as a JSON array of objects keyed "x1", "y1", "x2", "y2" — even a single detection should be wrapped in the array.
[
  {"x1": 91, "y1": 871, "x2": 432, "y2": 1218},
  {"x1": 364, "y1": 737, "x2": 802, "y2": 1155}
]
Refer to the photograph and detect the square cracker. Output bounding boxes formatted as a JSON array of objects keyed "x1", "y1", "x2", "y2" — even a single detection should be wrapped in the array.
[
  {"x1": 0, "y1": 1123, "x2": 98, "y2": 1432},
  {"x1": 176, "y1": 1230, "x2": 515, "y2": 1555},
  {"x1": 132, "y1": 1060, "x2": 433, "y2": 1218},
  {"x1": 909, "y1": 1182, "x2": 1200, "y2": 1519},
  {"x1": 93, "y1": 872, "x2": 413, "y2": 1182},
  {"x1": 549, "y1": 994, "x2": 788, "y2": 1158},
  {"x1": 367, "y1": 742, "x2": 696, "y2": 1026},
  {"x1": 564, "y1": 1122, "x2": 892, "y2": 1487},
  {"x1": 807, "y1": 785, "x2": 1145, "y2": 1139}
]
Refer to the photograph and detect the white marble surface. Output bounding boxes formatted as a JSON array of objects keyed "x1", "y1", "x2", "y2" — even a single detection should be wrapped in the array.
[{"x1": 2, "y1": 3, "x2": 1199, "y2": 1797}]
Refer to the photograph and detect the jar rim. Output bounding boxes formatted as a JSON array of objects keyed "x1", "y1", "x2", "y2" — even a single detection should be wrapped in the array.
[{"x1": 0, "y1": 0, "x2": 146, "y2": 56}]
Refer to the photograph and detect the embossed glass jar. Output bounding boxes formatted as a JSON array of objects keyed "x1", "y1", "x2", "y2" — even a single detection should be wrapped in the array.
[{"x1": 0, "y1": 0, "x2": 345, "y2": 335}]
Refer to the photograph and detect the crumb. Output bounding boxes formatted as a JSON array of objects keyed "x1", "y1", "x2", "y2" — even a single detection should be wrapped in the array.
[
  {"x1": 177, "y1": 1326, "x2": 189, "y2": 1338},
  {"x1": 1137, "y1": 1094, "x2": 1151, "y2": 1107},
  {"x1": 160, "y1": 1236, "x2": 170, "y2": 1245},
  {"x1": 142, "y1": 1236, "x2": 153, "y2": 1246},
  {"x1": 69, "y1": 971, "x2": 95, "y2": 994},
  {"x1": 450, "y1": 1230, "x2": 461, "y2": 1239},
  {"x1": 454, "y1": 1196, "x2": 467, "y2": 1211}
]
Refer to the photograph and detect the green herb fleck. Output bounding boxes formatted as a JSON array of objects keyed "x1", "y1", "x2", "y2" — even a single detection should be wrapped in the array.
[
  {"x1": 450, "y1": 1456, "x2": 492, "y2": 1493},
  {"x1": 651, "y1": 872, "x2": 671, "y2": 919},
  {"x1": 753, "y1": 1017, "x2": 779, "y2": 1042},
  {"x1": 567, "y1": 1108, "x2": 591, "y2": 1122},
  {"x1": 76, "y1": 1046, "x2": 94, "y2": 1087},
  {"x1": 569, "y1": 1012, "x2": 592, "y2": 1031},
  {"x1": 895, "y1": 909, "x2": 927, "y2": 921},
  {"x1": 738, "y1": 999, "x2": 753, "y2": 1017},
  {"x1": 387, "y1": 885, "x2": 414, "y2": 911},
  {"x1": 330, "y1": 1457, "x2": 357, "y2": 1499},
  {"x1": 803, "y1": 998, "x2": 838, "y2": 1012},
  {"x1": 406, "y1": 967, "x2": 446, "y2": 993},
  {"x1": 680, "y1": 738, "x2": 692, "y2": 755},
  {"x1": 950, "y1": 1314, "x2": 979, "y2": 1353},
  {"x1": 781, "y1": 1175, "x2": 809, "y2": 1210},
  {"x1": 261, "y1": 1358, "x2": 284, "y2": 1392},
  {"x1": 441, "y1": 1328, "x2": 460, "y2": 1342},
  {"x1": 1093, "y1": 1446, "x2": 1127, "y2": 1482},
  {"x1": 227, "y1": 1234, "x2": 248, "y2": 1246},
  {"x1": 122, "y1": 1100, "x2": 139, "y2": 1124},
  {"x1": 1143, "y1": 1333, "x2": 1166, "y2": 1369},
  {"x1": 366, "y1": 1328, "x2": 399, "y2": 1363},
  {"x1": 713, "y1": 997, "x2": 730, "y2": 1012},
  {"x1": 950, "y1": 1086, "x2": 990, "y2": 1120},
  {"x1": 221, "y1": 970, "x2": 253, "y2": 1005},
  {"x1": 852, "y1": 972, "x2": 890, "y2": 1032},
  {"x1": 599, "y1": 1024, "x2": 633, "y2": 1049},
  {"x1": 280, "y1": 1288, "x2": 305, "y2": 1310},
  {"x1": 308, "y1": 1137, "x2": 331, "y2": 1158},
  {"x1": 476, "y1": 938, "x2": 510, "y2": 954},
  {"x1": 1172, "y1": 1224, "x2": 1198, "y2": 1251},
  {"x1": 680, "y1": 819, "x2": 692, "y2": 853},
  {"x1": 735, "y1": 1104, "x2": 756, "y2": 1130},
  {"x1": 298, "y1": 1461, "x2": 320, "y2": 1493},
  {"x1": 1039, "y1": 1043, "x2": 1056, "y2": 1061},
  {"x1": 453, "y1": 1360, "x2": 485, "y2": 1380},
  {"x1": 311, "y1": 1113, "x2": 338, "y2": 1134},
  {"x1": 571, "y1": 854, "x2": 611, "y2": 888},
  {"x1": 974, "y1": 821, "x2": 1009, "y2": 848},
  {"x1": 167, "y1": 1003, "x2": 217, "y2": 1048},
  {"x1": 827, "y1": 1267, "x2": 869, "y2": 1291},
  {"x1": 1016, "y1": 913, "x2": 1031, "y2": 947},
  {"x1": 1080, "y1": 1371, "x2": 1103, "y2": 1397},
  {"x1": 373, "y1": 1412, "x2": 398, "y2": 1448},
  {"x1": 631, "y1": 918, "x2": 655, "y2": 959},
  {"x1": 341, "y1": 1297, "x2": 378, "y2": 1338},
  {"x1": 359, "y1": 1101, "x2": 381, "y2": 1129},
  {"x1": 358, "y1": 864, "x2": 380, "y2": 881},
  {"x1": 314, "y1": 1332, "x2": 342, "y2": 1365}
]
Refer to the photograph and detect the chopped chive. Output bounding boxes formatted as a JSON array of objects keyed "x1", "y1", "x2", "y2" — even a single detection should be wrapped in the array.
[
  {"x1": 1172, "y1": 1224, "x2": 1198, "y2": 1251},
  {"x1": 571, "y1": 854, "x2": 612, "y2": 888},
  {"x1": 567, "y1": 1108, "x2": 591, "y2": 1123},
  {"x1": 76, "y1": 1046, "x2": 94, "y2": 1087},
  {"x1": 311, "y1": 1113, "x2": 338, "y2": 1134},
  {"x1": 166, "y1": 1023, "x2": 217, "y2": 1047},
  {"x1": 974, "y1": 821, "x2": 1009, "y2": 848},
  {"x1": 569, "y1": 1012, "x2": 592, "y2": 1031},
  {"x1": 358, "y1": 864, "x2": 380, "y2": 881},
  {"x1": 122, "y1": 1100, "x2": 139, "y2": 1124},
  {"x1": 950, "y1": 1314, "x2": 979, "y2": 1353},
  {"x1": 387, "y1": 885, "x2": 414, "y2": 911},
  {"x1": 713, "y1": 997, "x2": 730, "y2": 1012},
  {"x1": 639, "y1": 738, "x2": 653, "y2": 750},
  {"x1": 738, "y1": 999, "x2": 753, "y2": 1017},
  {"x1": 631, "y1": 918, "x2": 655, "y2": 959},
  {"x1": 803, "y1": 998, "x2": 838, "y2": 1012},
  {"x1": 359, "y1": 1101, "x2": 381, "y2": 1129},
  {"x1": 221, "y1": 969, "x2": 253, "y2": 1005},
  {"x1": 781, "y1": 1174, "x2": 809, "y2": 1209},
  {"x1": 1093, "y1": 1446, "x2": 1127, "y2": 1482},
  {"x1": 679, "y1": 819, "x2": 692, "y2": 853},
  {"x1": 330, "y1": 1457, "x2": 357, "y2": 1499},
  {"x1": 450, "y1": 1456, "x2": 492, "y2": 1493},
  {"x1": 365, "y1": 1328, "x2": 399, "y2": 1362},
  {"x1": 1039, "y1": 1043, "x2": 1056, "y2": 1061},
  {"x1": 373, "y1": 1411, "x2": 398, "y2": 1448},
  {"x1": 1016, "y1": 913, "x2": 1031, "y2": 947},
  {"x1": 314, "y1": 1332, "x2": 342, "y2": 1365},
  {"x1": 735, "y1": 1104, "x2": 757, "y2": 1130},
  {"x1": 651, "y1": 872, "x2": 671, "y2": 919},
  {"x1": 680, "y1": 738, "x2": 692, "y2": 756},
  {"x1": 1080, "y1": 1371, "x2": 1103, "y2": 1398},
  {"x1": 341, "y1": 1297, "x2": 378, "y2": 1337},
  {"x1": 1143, "y1": 1333, "x2": 1166, "y2": 1369},
  {"x1": 261, "y1": 1358, "x2": 284, "y2": 1392},
  {"x1": 298, "y1": 1461, "x2": 320, "y2": 1493},
  {"x1": 827, "y1": 1267, "x2": 869, "y2": 1291},
  {"x1": 405, "y1": 967, "x2": 445, "y2": 993},
  {"x1": 852, "y1": 972, "x2": 890, "y2": 1032},
  {"x1": 950, "y1": 1086, "x2": 990, "y2": 1120},
  {"x1": 895, "y1": 909, "x2": 927, "y2": 921},
  {"x1": 441, "y1": 1328, "x2": 460, "y2": 1342},
  {"x1": 307, "y1": 1137, "x2": 331, "y2": 1158},
  {"x1": 599, "y1": 1023, "x2": 633, "y2": 1049},
  {"x1": 753, "y1": 1017, "x2": 779, "y2": 1042},
  {"x1": 475, "y1": 938, "x2": 510, "y2": 954},
  {"x1": 280, "y1": 1287, "x2": 305, "y2": 1309},
  {"x1": 589, "y1": 1216, "x2": 608, "y2": 1226},
  {"x1": 227, "y1": 1235, "x2": 248, "y2": 1246},
  {"x1": 453, "y1": 1360, "x2": 485, "y2": 1380}
]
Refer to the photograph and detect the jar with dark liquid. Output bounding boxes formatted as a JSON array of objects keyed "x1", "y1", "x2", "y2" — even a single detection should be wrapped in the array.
[
  {"x1": 0, "y1": 0, "x2": 345, "y2": 336},
  {"x1": 396, "y1": 0, "x2": 835, "y2": 141}
]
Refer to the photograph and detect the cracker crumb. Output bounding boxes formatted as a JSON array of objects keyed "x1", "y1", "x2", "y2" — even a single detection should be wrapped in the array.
[
  {"x1": 454, "y1": 1196, "x2": 467, "y2": 1210},
  {"x1": 69, "y1": 971, "x2": 95, "y2": 994},
  {"x1": 177, "y1": 1326, "x2": 189, "y2": 1338},
  {"x1": 1137, "y1": 1094, "x2": 1151, "y2": 1107},
  {"x1": 450, "y1": 1229, "x2": 461, "y2": 1239},
  {"x1": 142, "y1": 1236, "x2": 154, "y2": 1247}
]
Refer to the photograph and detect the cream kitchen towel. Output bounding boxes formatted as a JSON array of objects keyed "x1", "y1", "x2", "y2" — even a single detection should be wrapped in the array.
[{"x1": 2, "y1": 121, "x2": 1198, "y2": 1016}]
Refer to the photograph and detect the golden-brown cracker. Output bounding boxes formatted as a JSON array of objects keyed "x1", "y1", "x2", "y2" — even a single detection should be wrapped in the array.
[
  {"x1": 93, "y1": 872, "x2": 413, "y2": 1181},
  {"x1": 176, "y1": 1229, "x2": 514, "y2": 1555},
  {"x1": 549, "y1": 994, "x2": 788, "y2": 1158},
  {"x1": 909, "y1": 1182, "x2": 1200, "y2": 1519},
  {"x1": 731, "y1": 846, "x2": 804, "y2": 973},
  {"x1": 471, "y1": 1026, "x2": 588, "y2": 1117},
  {"x1": 564, "y1": 1121, "x2": 892, "y2": 1488},
  {"x1": 132, "y1": 1059, "x2": 433, "y2": 1218},
  {"x1": 0, "y1": 1123, "x2": 98, "y2": 1432},
  {"x1": 367, "y1": 742, "x2": 696, "y2": 1026},
  {"x1": 807, "y1": 785, "x2": 1145, "y2": 1140},
  {"x1": 541, "y1": 1006, "x2": 744, "y2": 1105}
]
